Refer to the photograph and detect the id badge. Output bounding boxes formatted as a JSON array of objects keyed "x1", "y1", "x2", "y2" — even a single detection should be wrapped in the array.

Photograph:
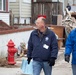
[{"x1": 43, "y1": 44, "x2": 49, "y2": 49}]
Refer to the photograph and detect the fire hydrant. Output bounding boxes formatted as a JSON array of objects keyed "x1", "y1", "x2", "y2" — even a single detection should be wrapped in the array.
[{"x1": 7, "y1": 39, "x2": 17, "y2": 65}]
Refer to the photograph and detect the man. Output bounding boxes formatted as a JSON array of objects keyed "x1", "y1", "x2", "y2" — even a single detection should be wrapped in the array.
[
  {"x1": 27, "y1": 17, "x2": 58, "y2": 75},
  {"x1": 66, "y1": 3, "x2": 71, "y2": 11},
  {"x1": 65, "y1": 28, "x2": 76, "y2": 75}
]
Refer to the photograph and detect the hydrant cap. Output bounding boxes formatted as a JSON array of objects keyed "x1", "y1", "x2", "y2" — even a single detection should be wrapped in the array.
[{"x1": 7, "y1": 39, "x2": 15, "y2": 46}]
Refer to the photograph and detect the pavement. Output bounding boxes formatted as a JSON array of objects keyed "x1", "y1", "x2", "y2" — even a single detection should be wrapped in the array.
[{"x1": 0, "y1": 47, "x2": 73, "y2": 75}]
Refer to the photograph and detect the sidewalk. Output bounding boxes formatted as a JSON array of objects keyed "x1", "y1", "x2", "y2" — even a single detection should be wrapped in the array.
[
  {"x1": 0, "y1": 48, "x2": 72, "y2": 75},
  {"x1": 52, "y1": 49, "x2": 72, "y2": 75}
]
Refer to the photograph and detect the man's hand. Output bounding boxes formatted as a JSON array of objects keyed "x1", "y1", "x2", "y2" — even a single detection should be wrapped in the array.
[
  {"x1": 27, "y1": 57, "x2": 32, "y2": 64},
  {"x1": 49, "y1": 57, "x2": 56, "y2": 66},
  {"x1": 65, "y1": 55, "x2": 70, "y2": 63}
]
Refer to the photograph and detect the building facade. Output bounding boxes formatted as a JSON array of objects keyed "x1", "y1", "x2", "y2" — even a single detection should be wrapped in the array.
[
  {"x1": 0, "y1": 0, "x2": 10, "y2": 25},
  {"x1": 9, "y1": 0, "x2": 31, "y2": 24}
]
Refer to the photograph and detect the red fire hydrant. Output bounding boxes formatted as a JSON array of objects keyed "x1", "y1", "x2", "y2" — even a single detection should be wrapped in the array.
[{"x1": 7, "y1": 39, "x2": 17, "y2": 65}]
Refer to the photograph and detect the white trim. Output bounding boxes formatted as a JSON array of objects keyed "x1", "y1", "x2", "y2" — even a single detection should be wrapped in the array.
[
  {"x1": 2, "y1": 0, "x2": 3, "y2": 11},
  {"x1": 23, "y1": 0, "x2": 31, "y2": 3},
  {"x1": 14, "y1": 17, "x2": 18, "y2": 24},
  {"x1": 9, "y1": 0, "x2": 16, "y2": 2},
  {"x1": 0, "y1": 0, "x2": 6, "y2": 11}
]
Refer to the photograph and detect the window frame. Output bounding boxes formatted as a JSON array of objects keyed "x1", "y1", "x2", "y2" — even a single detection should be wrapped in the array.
[
  {"x1": 0, "y1": 0, "x2": 6, "y2": 11},
  {"x1": 0, "y1": 0, "x2": 3, "y2": 11}
]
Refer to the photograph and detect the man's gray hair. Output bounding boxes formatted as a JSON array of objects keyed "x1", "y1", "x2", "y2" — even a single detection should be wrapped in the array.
[{"x1": 42, "y1": 18, "x2": 47, "y2": 24}]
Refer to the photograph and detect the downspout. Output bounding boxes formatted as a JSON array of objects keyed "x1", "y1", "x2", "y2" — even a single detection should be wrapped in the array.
[
  {"x1": 8, "y1": 0, "x2": 9, "y2": 12},
  {"x1": 6, "y1": 0, "x2": 8, "y2": 12},
  {"x1": 57, "y1": 0, "x2": 59, "y2": 14},
  {"x1": 2, "y1": 0, "x2": 3, "y2": 11},
  {"x1": 19, "y1": 0, "x2": 21, "y2": 24}
]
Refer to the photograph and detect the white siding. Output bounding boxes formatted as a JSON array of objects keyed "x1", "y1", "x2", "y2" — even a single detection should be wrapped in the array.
[
  {"x1": 0, "y1": 13, "x2": 10, "y2": 25},
  {"x1": 23, "y1": 0, "x2": 31, "y2": 3},
  {"x1": 21, "y1": 1, "x2": 31, "y2": 17},
  {"x1": 52, "y1": 0, "x2": 57, "y2": 2},
  {"x1": 25, "y1": 18, "x2": 30, "y2": 24},
  {"x1": 9, "y1": 0, "x2": 16, "y2": 2},
  {"x1": 9, "y1": 0, "x2": 19, "y2": 17},
  {"x1": 0, "y1": 30, "x2": 32, "y2": 57},
  {"x1": 9, "y1": 0, "x2": 31, "y2": 24},
  {"x1": 9, "y1": 0, "x2": 31, "y2": 17},
  {"x1": 20, "y1": 17, "x2": 30, "y2": 24}
]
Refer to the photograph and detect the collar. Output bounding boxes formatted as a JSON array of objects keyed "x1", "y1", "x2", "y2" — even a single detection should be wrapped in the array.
[{"x1": 34, "y1": 27, "x2": 50, "y2": 36}]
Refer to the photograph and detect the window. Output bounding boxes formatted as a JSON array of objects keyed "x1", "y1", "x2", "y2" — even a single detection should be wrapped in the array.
[
  {"x1": 0, "y1": 0, "x2": 2, "y2": 10},
  {"x1": 0, "y1": 0, "x2": 6, "y2": 11},
  {"x1": 3, "y1": 0, "x2": 6, "y2": 10},
  {"x1": 23, "y1": 0, "x2": 31, "y2": 3},
  {"x1": 9, "y1": 0, "x2": 16, "y2": 2},
  {"x1": 33, "y1": 0, "x2": 37, "y2": 2},
  {"x1": 14, "y1": 18, "x2": 18, "y2": 24}
]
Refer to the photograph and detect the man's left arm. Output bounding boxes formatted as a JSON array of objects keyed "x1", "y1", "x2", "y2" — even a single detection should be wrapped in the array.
[
  {"x1": 51, "y1": 33, "x2": 58, "y2": 59},
  {"x1": 48, "y1": 32, "x2": 58, "y2": 66}
]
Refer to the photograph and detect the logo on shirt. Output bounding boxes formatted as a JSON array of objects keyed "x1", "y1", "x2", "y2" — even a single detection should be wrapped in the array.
[{"x1": 45, "y1": 37, "x2": 49, "y2": 41}]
